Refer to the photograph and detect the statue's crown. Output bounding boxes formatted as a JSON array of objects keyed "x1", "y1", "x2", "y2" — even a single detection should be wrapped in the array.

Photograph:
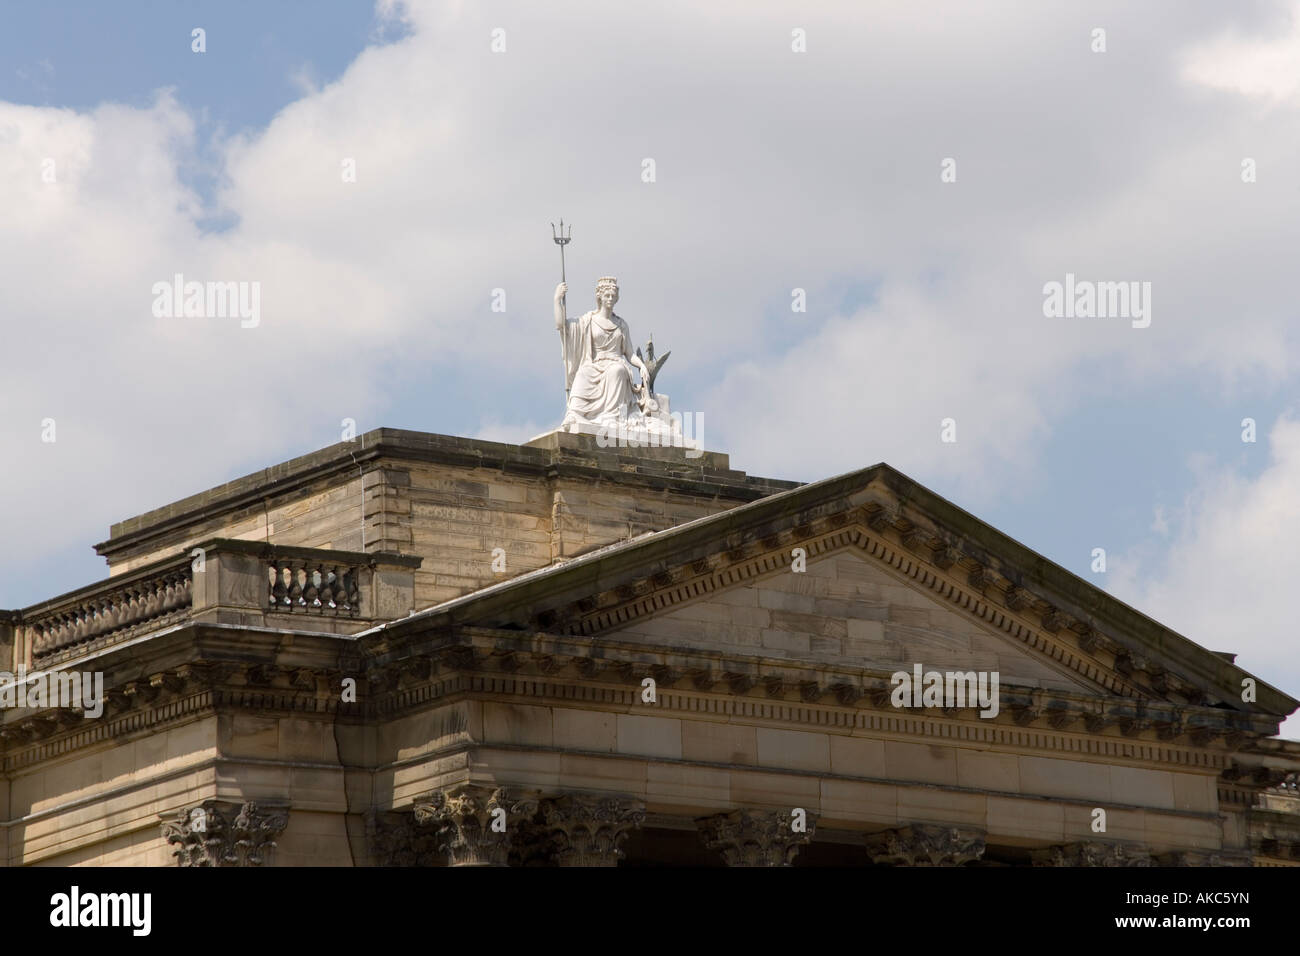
[{"x1": 595, "y1": 276, "x2": 619, "y2": 294}]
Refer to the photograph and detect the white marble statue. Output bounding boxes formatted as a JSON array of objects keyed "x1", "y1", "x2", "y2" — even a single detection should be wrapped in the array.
[
  {"x1": 554, "y1": 277, "x2": 651, "y2": 428},
  {"x1": 551, "y1": 276, "x2": 698, "y2": 453}
]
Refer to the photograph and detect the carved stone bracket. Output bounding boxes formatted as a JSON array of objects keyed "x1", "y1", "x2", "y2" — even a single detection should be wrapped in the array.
[
  {"x1": 967, "y1": 566, "x2": 997, "y2": 594},
  {"x1": 1040, "y1": 608, "x2": 1067, "y2": 633},
  {"x1": 865, "y1": 824, "x2": 986, "y2": 866},
  {"x1": 1030, "y1": 841, "x2": 1151, "y2": 867},
  {"x1": 697, "y1": 808, "x2": 815, "y2": 867},
  {"x1": 161, "y1": 799, "x2": 289, "y2": 867},
  {"x1": 866, "y1": 508, "x2": 898, "y2": 533},
  {"x1": 932, "y1": 547, "x2": 963, "y2": 571},
  {"x1": 413, "y1": 784, "x2": 539, "y2": 867},
  {"x1": 1004, "y1": 586, "x2": 1034, "y2": 612},
  {"x1": 537, "y1": 793, "x2": 646, "y2": 867}
]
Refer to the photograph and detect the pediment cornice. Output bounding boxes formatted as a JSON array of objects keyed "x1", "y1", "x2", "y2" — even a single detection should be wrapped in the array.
[
  {"x1": 364, "y1": 465, "x2": 1296, "y2": 722},
  {"x1": 356, "y1": 626, "x2": 1279, "y2": 760},
  {"x1": 521, "y1": 506, "x2": 1198, "y2": 711}
]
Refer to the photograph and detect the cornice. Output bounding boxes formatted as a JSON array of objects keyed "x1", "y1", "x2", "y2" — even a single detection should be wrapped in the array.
[
  {"x1": 369, "y1": 474, "x2": 1295, "y2": 719},
  {"x1": 95, "y1": 429, "x2": 792, "y2": 561},
  {"x1": 358, "y1": 629, "x2": 1269, "y2": 772},
  {"x1": 526, "y1": 513, "x2": 1196, "y2": 711},
  {"x1": 0, "y1": 619, "x2": 1284, "y2": 776},
  {"x1": 0, "y1": 657, "x2": 348, "y2": 770}
]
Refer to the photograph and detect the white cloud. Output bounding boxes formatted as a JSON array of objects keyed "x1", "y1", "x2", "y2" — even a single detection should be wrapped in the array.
[
  {"x1": 1109, "y1": 415, "x2": 1300, "y2": 738},
  {"x1": 2, "y1": 0, "x2": 1300, "y2": 631},
  {"x1": 1183, "y1": 2, "x2": 1300, "y2": 102}
]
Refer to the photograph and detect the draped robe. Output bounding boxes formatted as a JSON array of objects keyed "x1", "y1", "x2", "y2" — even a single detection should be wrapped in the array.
[{"x1": 559, "y1": 309, "x2": 640, "y2": 425}]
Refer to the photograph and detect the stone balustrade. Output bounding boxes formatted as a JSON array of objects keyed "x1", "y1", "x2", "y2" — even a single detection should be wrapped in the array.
[
  {"x1": 267, "y1": 558, "x2": 361, "y2": 615},
  {"x1": 25, "y1": 560, "x2": 194, "y2": 661},
  {"x1": 5, "y1": 539, "x2": 421, "y2": 666}
]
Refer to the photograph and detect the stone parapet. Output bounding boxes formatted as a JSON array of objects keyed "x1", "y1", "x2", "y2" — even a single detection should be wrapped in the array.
[
  {"x1": 8, "y1": 538, "x2": 421, "y2": 667},
  {"x1": 95, "y1": 429, "x2": 796, "y2": 575}
]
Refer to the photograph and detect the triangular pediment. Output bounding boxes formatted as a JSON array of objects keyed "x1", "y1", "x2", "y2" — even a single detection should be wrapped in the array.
[
  {"x1": 388, "y1": 461, "x2": 1295, "y2": 732},
  {"x1": 611, "y1": 547, "x2": 1097, "y2": 695}
]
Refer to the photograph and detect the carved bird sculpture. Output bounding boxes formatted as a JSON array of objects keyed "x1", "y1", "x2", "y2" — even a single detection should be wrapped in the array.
[{"x1": 636, "y1": 336, "x2": 671, "y2": 394}]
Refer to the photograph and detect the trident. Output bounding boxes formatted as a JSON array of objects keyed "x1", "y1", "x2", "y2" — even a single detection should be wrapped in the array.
[
  {"x1": 551, "y1": 220, "x2": 573, "y2": 402},
  {"x1": 551, "y1": 219, "x2": 572, "y2": 282}
]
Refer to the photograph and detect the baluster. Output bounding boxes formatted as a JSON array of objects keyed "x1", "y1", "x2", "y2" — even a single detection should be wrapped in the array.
[
  {"x1": 160, "y1": 575, "x2": 178, "y2": 612},
  {"x1": 124, "y1": 585, "x2": 142, "y2": 624},
  {"x1": 171, "y1": 570, "x2": 188, "y2": 610},
  {"x1": 102, "y1": 595, "x2": 121, "y2": 630},
  {"x1": 88, "y1": 598, "x2": 109, "y2": 636},
  {"x1": 288, "y1": 560, "x2": 305, "y2": 608},
  {"x1": 70, "y1": 606, "x2": 88, "y2": 643},
  {"x1": 320, "y1": 567, "x2": 337, "y2": 610},
  {"x1": 346, "y1": 568, "x2": 360, "y2": 611},
  {"x1": 332, "y1": 566, "x2": 348, "y2": 611},
  {"x1": 304, "y1": 564, "x2": 321, "y2": 609},
  {"x1": 86, "y1": 602, "x2": 103, "y2": 637},
  {"x1": 143, "y1": 579, "x2": 162, "y2": 617},
  {"x1": 270, "y1": 562, "x2": 288, "y2": 607}
]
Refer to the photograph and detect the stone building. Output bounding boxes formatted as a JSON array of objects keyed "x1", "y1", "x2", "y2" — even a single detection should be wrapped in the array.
[{"x1": 1, "y1": 428, "x2": 1297, "y2": 866}]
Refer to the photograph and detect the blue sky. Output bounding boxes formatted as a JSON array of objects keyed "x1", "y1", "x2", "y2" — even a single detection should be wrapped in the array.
[{"x1": 1, "y1": 0, "x2": 1297, "y2": 732}]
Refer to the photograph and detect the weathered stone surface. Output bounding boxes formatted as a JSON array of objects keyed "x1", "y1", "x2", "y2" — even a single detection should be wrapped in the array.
[
  {"x1": 865, "y1": 824, "x2": 986, "y2": 866},
  {"x1": 1, "y1": 428, "x2": 1294, "y2": 869},
  {"x1": 161, "y1": 800, "x2": 289, "y2": 867},
  {"x1": 697, "y1": 808, "x2": 816, "y2": 867}
]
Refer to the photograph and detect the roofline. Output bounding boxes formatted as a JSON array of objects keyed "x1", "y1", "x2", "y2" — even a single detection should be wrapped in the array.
[
  {"x1": 94, "y1": 427, "x2": 798, "y2": 560},
  {"x1": 360, "y1": 461, "x2": 1299, "y2": 718}
]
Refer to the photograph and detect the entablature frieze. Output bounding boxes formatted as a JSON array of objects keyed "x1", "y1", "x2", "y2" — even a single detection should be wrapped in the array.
[{"x1": 2, "y1": 623, "x2": 1291, "y2": 784}]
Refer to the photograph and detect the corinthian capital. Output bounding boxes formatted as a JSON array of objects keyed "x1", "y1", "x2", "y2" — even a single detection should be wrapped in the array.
[
  {"x1": 1030, "y1": 841, "x2": 1151, "y2": 867},
  {"x1": 413, "y1": 784, "x2": 538, "y2": 867},
  {"x1": 538, "y1": 794, "x2": 646, "y2": 866},
  {"x1": 865, "y1": 824, "x2": 985, "y2": 866},
  {"x1": 697, "y1": 808, "x2": 816, "y2": 867},
  {"x1": 161, "y1": 800, "x2": 289, "y2": 867}
]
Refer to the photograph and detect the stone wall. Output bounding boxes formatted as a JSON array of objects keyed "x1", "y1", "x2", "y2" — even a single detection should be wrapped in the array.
[{"x1": 93, "y1": 430, "x2": 796, "y2": 613}]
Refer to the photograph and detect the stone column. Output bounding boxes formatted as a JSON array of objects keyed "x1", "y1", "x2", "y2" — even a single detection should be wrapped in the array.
[
  {"x1": 864, "y1": 824, "x2": 986, "y2": 866},
  {"x1": 161, "y1": 800, "x2": 289, "y2": 867},
  {"x1": 537, "y1": 794, "x2": 646, "y2": 867},
  {"x1": 1030, "y1": 841, "x2": 1151, "y2": 867},
  {"x1": 413, "y1": 784, "x2": 538, "y2": 867},
  {"x1": 697, "y1": 808, "x2": 816, "y2": 867}
]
